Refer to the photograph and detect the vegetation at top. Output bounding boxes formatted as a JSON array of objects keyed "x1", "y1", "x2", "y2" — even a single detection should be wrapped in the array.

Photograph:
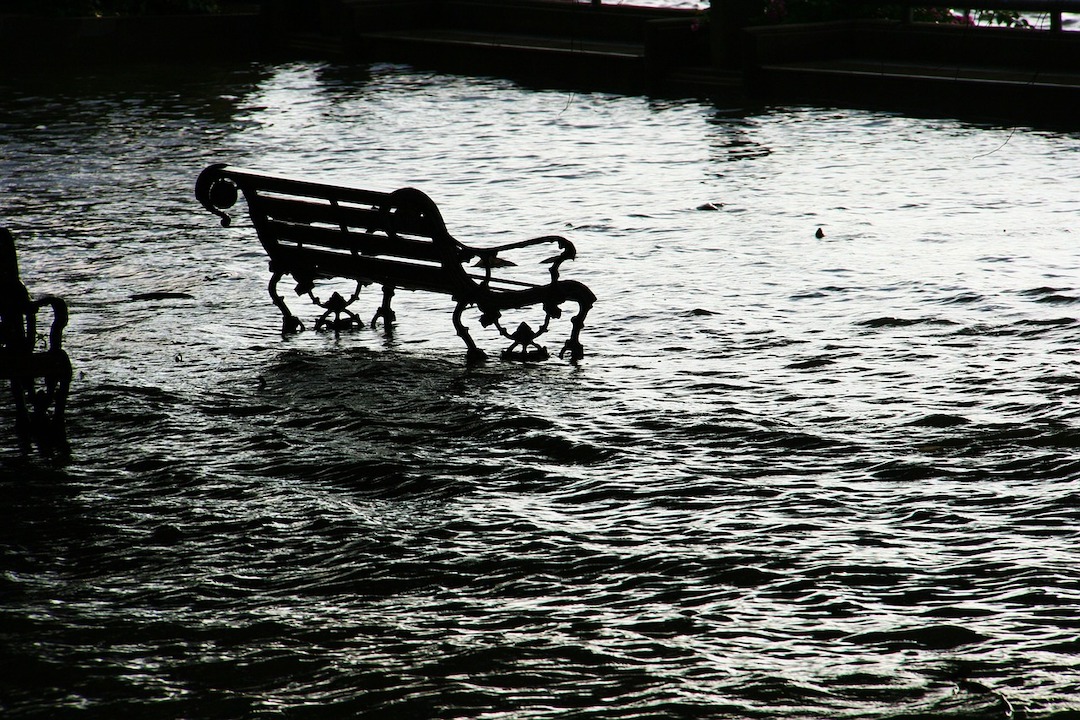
[{"x1": 747, "y1": 0, "x2": 1031, "y2": 27}]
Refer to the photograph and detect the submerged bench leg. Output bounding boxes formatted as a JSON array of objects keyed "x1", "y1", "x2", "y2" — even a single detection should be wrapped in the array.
[
  {"x1": 453, "y1": 301, "x2": 487, "y2": 364},
  {"x1": 9, "y1": 364, "x2": 69, "y2": 457},
  {"x1": 50, "y1": 368, "x2": 70, "y2": 454},
  {"x1": 371, "y1": 285, "x2": 396, "y2": 329},
  {"x1": 558, "y1": 291, "x2": 595, "y2": 365},
  {"x1": 31, "y1": 387, "x2": 48, "y2": 446},
  {"x1": 268, "y1": 272, "x2": 304, "y2": 335},
  {"x1": 9, "y1": 380, "x2": 32, "y2": 454}
]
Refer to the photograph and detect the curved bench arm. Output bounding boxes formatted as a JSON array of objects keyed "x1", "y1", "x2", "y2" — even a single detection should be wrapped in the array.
[
  {"x1": 30, "y1": 295, "x2": 68, "y2": 351},
  {"x1": 195, "y1": 163, "x2": 238, "y2": 227},
  {"x1": 461, "y1": 235, "x2": 577, "y2": 284}
]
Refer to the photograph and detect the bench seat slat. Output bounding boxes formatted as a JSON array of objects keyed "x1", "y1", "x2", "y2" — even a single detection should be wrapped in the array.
[
  {"x1": 253, "y1": 192, "x2": 439, "y2": 240},
  {"x1": 274, "y1": 245, "x2": 463, "y2": 294},
  {"x1": 242, "y1": 174, "x2": 391, "y2": 208},
  {"x1": 264, "y1": 220, "x2": 446, "y2": 264},
  {"x1": 274, "y1": 245, "x2": 544, "y2": 295},
  {"x1": 254, "y1": 195, "x2": 386, "y2": 233}
]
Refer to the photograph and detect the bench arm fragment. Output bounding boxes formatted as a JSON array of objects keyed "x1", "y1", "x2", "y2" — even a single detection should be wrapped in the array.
[
  {"x1": 30, "y1": 295, "x2": 68, "y2": 351},
  {"x1": 462, "y1": 235, "x2": 577, "y2": 283}
]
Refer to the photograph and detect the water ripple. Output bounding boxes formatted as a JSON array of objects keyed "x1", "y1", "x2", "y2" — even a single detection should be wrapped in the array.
[{"x1": 1, "y1": 60, "x2": 1079, "y2": 719}]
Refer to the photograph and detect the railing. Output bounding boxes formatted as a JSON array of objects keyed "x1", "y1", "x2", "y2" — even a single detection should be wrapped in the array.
[{"x1": 861, "y1": 0, "x2": 1080, "y2": 30}]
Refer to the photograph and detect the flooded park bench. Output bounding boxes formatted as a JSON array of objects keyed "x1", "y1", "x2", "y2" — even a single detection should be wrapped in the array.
[
  {"x1": 195, "y1": 164, "x2": 596, "y2": 363},
  {"x1": 0, "y1": 228, "x2": 71, "y2": 455}
]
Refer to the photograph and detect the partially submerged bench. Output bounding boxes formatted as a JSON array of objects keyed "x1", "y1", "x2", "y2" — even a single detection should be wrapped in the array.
[
  {"x1": 0, "y1": 228, "x2": 71, "y2": 455},
  {"x1": 195, "y1": 164, "x2": 595, "y2": 363}
]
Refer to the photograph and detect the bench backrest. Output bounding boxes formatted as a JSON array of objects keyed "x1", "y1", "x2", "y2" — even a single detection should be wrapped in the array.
[
  {"x1": 195, "y1": 165, "x2": 475, "y2": 296},
  {"x1": 0, "y1": 228, "x2": 36, "y2": 353}
]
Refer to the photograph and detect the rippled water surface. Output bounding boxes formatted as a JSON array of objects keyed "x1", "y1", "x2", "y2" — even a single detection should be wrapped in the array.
[{"x1": 2, "y1": 60, "x2": 1079, "y2": 718}]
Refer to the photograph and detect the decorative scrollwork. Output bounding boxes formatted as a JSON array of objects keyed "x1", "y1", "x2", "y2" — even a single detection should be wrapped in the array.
[
  {"x1": 492, "y1": 309, "x2": 554, "y2": 362},
  {"x1": 500, "y1": 321, "x2": 550, "y2": 362},
  {"x1": 195, "y1": 164, "x2": 240, "y2": 227},
  {"x1": 310, "y1": 281, "x2": 365, "y2": 336}
]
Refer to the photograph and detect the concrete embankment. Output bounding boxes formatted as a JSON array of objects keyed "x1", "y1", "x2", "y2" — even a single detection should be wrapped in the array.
[
  {"x1": 307, "y1": 0, "x2": 1080, "y2": 125},
  {"x1": 2, "y1": 1, "x2": 1077, "y2": 127}
]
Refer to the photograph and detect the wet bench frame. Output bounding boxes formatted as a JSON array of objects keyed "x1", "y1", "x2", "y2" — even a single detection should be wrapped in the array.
[
  {"x1": 196, "y1": 164, "x2": 595, "y2": 363},
  {"x1": 0, "y1": 228, "x2": 71, "y2": 455}
]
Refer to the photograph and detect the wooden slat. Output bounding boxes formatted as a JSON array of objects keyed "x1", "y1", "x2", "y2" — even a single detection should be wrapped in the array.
[
  {"x1": 254, "y1": 195, "x2": 386, "y2": 232},
  {"x1": 274, "y1": 245, "x2": 466, "y2": 294},
  {"x1": 244, "y1": 181, "x2": 444, "y2": 241},
  {"x1": 263, "y1": 220, "x2": 446, "y2": 264},
  {"x1": 234, "y1": 172, "x2": 391, "y2": 208}
]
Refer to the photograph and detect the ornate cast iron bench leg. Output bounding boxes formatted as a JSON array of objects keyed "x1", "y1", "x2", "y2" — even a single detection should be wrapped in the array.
[
  {"x1": 453, "y1": 300, "x2": 488, "y2": 364},
  {"x1": 268, "y1": 272, "x2": 304, "y2": 335},
  {"x1": 558, "y1": 288, "x2": 595, "y2": 365},
  {"x1": 559, "y1": 310, "x2": 591, "y2": 363},
  {"x1": 371, "y1": 285, "x2": 396, "y2": 329},
  {"x1": 10, "y1": 380, "x2": 32, "y2": 454}
]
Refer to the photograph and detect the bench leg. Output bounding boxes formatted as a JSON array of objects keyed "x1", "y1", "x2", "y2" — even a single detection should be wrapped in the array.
[
  {"x1": 8, "y1": 378, "x2": 61, "y2": 456},
  {"x1": 453, "y1": 301, "x2": 487, "y2": 364},
  {"x1": 28, "y1": 360, "x2": 72, "y2": 457},
  {"x1": 559, "y1": 298, "x2": 594, "y2": 365},
  {"x1": 371, "y1": 285, "x2": 396, "y2": 329},
  {"x1": 31, "y1": 384, "x2": 53, "y2": 454},
  {"x1": 50, "y1": 364, "x2": 71, "y2": 455},
  {"x1": 9, "y1": 379, "x2": 32, "y2": 454},
  {"x1": 268, "y1": 272, "x2": 304, "y2": 335}
]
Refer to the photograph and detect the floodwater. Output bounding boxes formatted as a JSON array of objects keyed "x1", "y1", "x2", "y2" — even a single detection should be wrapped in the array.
[{"x1": 1, "y1": 60, "x2": 1079, "y2": 718}]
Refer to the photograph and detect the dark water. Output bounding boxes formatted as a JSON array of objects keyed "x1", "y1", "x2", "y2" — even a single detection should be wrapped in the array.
[{"x1": 2, "y1": 61, "x2": 1079, "y2": 718}]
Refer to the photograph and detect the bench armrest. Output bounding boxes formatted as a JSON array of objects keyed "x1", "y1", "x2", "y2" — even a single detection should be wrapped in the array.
[
  {"x1": 461, "y1": 235, "x2": 578, "y2": 283},
  {"x1": 29, "y1": 295, "x2": 68, "y2": 351}
]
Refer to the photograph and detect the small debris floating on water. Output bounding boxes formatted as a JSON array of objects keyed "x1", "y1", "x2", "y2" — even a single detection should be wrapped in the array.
[{"x1": 150, "y1": 524, "x2": 183, "y2": 545}]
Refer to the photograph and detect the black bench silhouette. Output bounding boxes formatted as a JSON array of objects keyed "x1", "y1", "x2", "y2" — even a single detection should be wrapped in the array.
[
  {"x1": 0, "y1": 228, "x2": 71, "y2": 455},
  {"x1": 195, "y1": 164, "x2": 595, "y2": 363}
]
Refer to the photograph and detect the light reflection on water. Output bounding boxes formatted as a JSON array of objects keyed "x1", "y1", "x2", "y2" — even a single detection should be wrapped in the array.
[{"x1": 1, "y1": 60, "x2": 1079, "y2": 718}]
